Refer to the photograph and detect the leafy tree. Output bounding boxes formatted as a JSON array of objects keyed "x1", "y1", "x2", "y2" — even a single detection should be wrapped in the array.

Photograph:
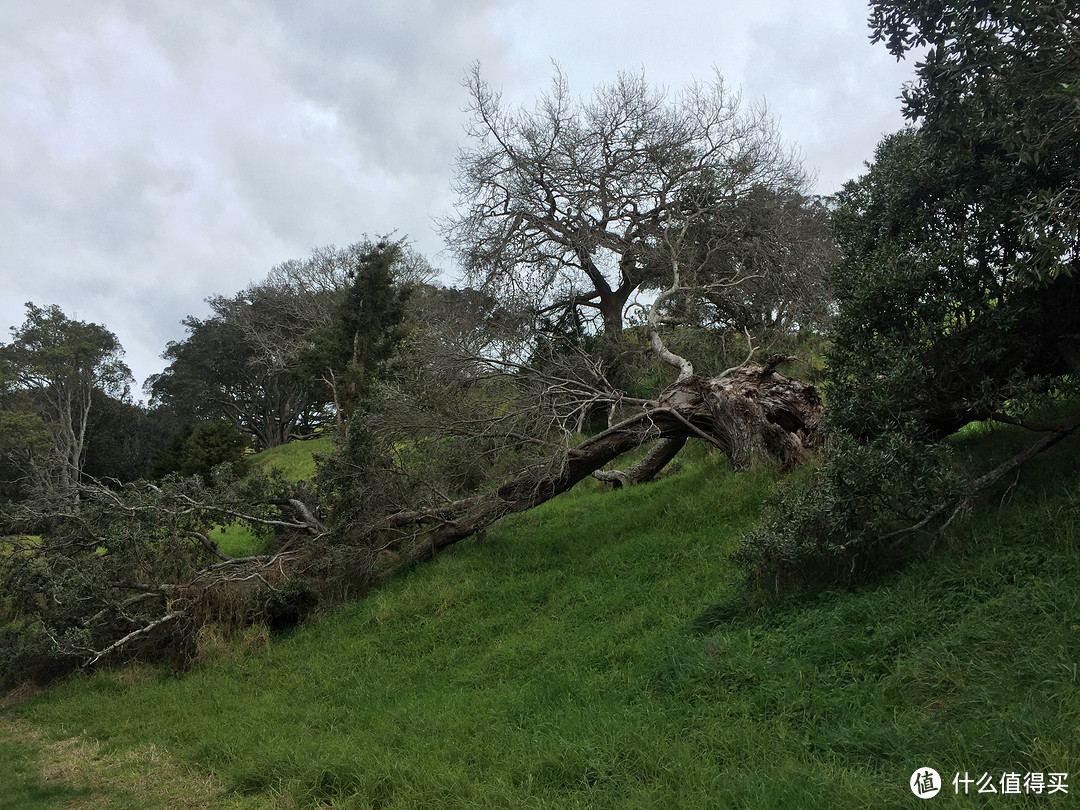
[
  {"x1": 830, "y1": 0, "x2": 1080, "y2": 437},
  {"x1": 872, "y1": 0, "x2": 1079, "y2": 227},
  {"x1": 0, "y1": 303, "x2": 132, "y2": 491},
  {"x1": 734, "y1": 0, "x2": 1080, "y2": 587},
  {"x1": 150, "y1": 283, "x2": 332, "y2": 451},
  {"x1": 445, "y1": 67, "x2": 819, "y2": 335},
  {"x1": 150, "y1": 241, "x2": 429, "y2": 450},
  {"x1": 301, "y1": 239, "x2": 413, "y2": 427}
]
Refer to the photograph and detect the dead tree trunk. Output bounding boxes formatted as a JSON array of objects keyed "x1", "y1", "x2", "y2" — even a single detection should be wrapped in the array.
[
  {"x1": 593, "y1": 437, "x2": 688, "y2": 488},
  {"x1": 373, "y1": 363, "x2": 821, "y2": 578}
]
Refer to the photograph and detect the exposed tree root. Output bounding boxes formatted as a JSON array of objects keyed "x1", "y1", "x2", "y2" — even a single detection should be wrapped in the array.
[{"x1": 371, "y1": 364, "x2": 822, "y2": 578}]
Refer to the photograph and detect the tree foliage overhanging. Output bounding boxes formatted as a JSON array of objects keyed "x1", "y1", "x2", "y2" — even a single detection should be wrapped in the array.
[{"x1": 736, "y1": 0, "x2": 1080, "y2": 587}]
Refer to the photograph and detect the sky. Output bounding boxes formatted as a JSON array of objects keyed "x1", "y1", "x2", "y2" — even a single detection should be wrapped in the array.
[{"x1": 0, "y1": 0, "x2": 918, "y2": 394}]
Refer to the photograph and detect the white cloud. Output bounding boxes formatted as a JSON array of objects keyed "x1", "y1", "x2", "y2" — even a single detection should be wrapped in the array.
[{"x1": 0, "y1": 0, "x2": 916, "y2": 389}]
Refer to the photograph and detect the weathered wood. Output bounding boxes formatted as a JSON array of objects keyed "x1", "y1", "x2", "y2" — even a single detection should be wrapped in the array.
[
  {"x1": 593, "y1": 437, "x2": 688, "y2": 488},
  {"x1": 375, "y1": 364, "x2": 822, "y2": 578}
]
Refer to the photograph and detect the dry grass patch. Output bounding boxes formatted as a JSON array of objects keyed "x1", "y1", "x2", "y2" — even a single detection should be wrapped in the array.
[{"x1": 0, "y1": 714, "x2": 285, "y2": 809}]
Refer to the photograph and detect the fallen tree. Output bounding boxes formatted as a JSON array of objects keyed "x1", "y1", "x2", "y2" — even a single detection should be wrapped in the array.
[
  {"x1": 0, "y1": 469, "x2": 330, "y2": 682},
  {"x1": 363, "y1": 359, "x2": 822, "y2": 577}
]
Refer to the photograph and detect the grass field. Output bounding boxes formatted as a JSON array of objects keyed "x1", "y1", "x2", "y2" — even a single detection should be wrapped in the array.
[
  {"x1": 249, "y1": 436, "x2": 333, "y2": 481},
  {"x1": 2, "y1": 428, "x2": 1079, "y2": 808}
]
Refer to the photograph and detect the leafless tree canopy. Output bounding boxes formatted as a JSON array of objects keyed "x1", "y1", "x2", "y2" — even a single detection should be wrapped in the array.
[{"x1": 445, "y1": 66, "x2": 818, "y2": 335}]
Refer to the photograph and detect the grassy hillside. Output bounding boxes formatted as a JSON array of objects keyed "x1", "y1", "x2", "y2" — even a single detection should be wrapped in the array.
[
  {"x1": 3, "y1": 429, "x2": 1079, "y2": 808},
  {"x1": 249, "y1": 435, "x2": 333, "y2": 481}
]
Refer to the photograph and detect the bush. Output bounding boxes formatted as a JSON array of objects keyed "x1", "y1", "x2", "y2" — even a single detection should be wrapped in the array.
[
  {"x1": 262, "y1": 578, "x2": 319, "y2": 632},
  {"x1": 150, "y1": 422, "x2": 251, "y2": 482},
  {"x1": 733, "y1": 432, "x2": 958, "y2": 590}
]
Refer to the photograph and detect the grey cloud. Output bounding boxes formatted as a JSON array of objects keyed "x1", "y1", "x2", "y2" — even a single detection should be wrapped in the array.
[
  {"x1": 741, "y1": 0, "x2": 915, "y2": 192},
  {"x1": 1, "y1": 0, "x2": 919, "y2": 389}
]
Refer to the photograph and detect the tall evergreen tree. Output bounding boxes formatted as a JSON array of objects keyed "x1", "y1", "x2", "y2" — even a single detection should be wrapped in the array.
[{"x1": 302, "y1": 239, "x2": 412, "y2": 428}]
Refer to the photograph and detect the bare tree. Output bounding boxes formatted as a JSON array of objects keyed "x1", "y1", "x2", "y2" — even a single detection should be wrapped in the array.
[
  {"x1": 445, "y1": 66, "x2": 811, "y2": 335},
  {"x1": 691, "y1": 188, "x2": 837, "y2": 334}
]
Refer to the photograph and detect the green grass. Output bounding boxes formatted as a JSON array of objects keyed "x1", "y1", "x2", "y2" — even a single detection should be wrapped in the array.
[
  {"x1": 0, "y1": 733, "x2": 89, "y2": 808},
  {"x1": 5, "y1": 429, "x2": 1080, "y2": 808},
  {"x1": 210, "y1": 437, "x2": 333, "y2": 558},
  {"x1": 249, "y1": 435, "x2": 333, "y2": 481},
  {"x1": 208, "y1": 523, "x2": 267, "y2": 559}
]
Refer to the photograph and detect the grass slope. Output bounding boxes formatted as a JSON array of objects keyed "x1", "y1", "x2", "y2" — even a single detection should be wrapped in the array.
[
  {"x1": 4, "y1": 430, "x2": 1080, "y2": 808},
  {"x1": 249, "y1": 436, "x2": 333, "y2": 481}
]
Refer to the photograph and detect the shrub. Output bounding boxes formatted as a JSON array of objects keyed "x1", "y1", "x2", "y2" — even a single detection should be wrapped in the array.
[{"x1": 733, "y1": 432, "x2": 958, "y2": 590}]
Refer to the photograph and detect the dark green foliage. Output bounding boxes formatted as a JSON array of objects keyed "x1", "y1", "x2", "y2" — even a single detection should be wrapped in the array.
[
  {"x1": 317, "y1": 406, "x2": 378, "y2": 533},
  {"x1": 262, "y1": 578, "x2": 318, "y2": 633},
  {"x1": 149, "y1": 287, "x2": 332, "y2": 451},
  {"x1": 733, "y1": 433, "x2": 958, "y2": 588},
  {"x1": 845, "y1": 0, "x2": 1080, "y2": 428},
  {"x1": 150, "y1": 422, "x2": 251, "y2": 482},
  {"x1": 1, "y1": 304, "x2": 163, "y2": 491},
  {"x1": 82, "y1": 392, "x2": 166, "y2": 484},
  {"x1": 0, "y1": 410, "x2": 51, "y2": 503},
  {"x1": 868, "y1": 0, "x2": 1079, "y2": 288},
  {"x1": 300, "y1": 239, "x2": 411, "y2": 422},
  {"x1": 735, "y1": 0, "x2": 1080, "y2": 587},
  {"x1": 301, "y1": 241, "x2": 417, "y2": 541}
]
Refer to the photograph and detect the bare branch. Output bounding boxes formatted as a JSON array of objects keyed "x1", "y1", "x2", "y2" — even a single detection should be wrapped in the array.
[{"x1": 85, "y1": 612, "x2": 186, "y2": 667}]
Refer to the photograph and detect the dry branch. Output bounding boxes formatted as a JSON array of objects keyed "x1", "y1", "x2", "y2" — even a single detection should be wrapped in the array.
[{"x1": 368, "y1": 364, "x2": 821, "y2": 579}]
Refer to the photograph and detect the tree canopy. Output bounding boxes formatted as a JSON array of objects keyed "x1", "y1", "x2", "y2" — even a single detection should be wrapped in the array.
[
  {"x1": 445, "y1": 67, "x2": 825, "y2": 335},
  {"x1": 737, "y1": 0, "x2": 1080, "y2": 586},
  {"x1": 0, "y1": 303, "x2": 132, "y2": 491}
]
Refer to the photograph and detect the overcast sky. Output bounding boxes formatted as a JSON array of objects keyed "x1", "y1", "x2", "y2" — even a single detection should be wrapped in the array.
[{"x1": 1, "y1": 0, "x2": 917, "y2": 394}]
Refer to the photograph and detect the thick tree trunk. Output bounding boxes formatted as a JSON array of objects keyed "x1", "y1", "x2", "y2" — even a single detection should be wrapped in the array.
[
  {"x1": 593, "y1": 437, "x2": 688, "y2": 488},
  {"x1": 374, "y1": 363, "x2": 821, "y2": 578}
]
